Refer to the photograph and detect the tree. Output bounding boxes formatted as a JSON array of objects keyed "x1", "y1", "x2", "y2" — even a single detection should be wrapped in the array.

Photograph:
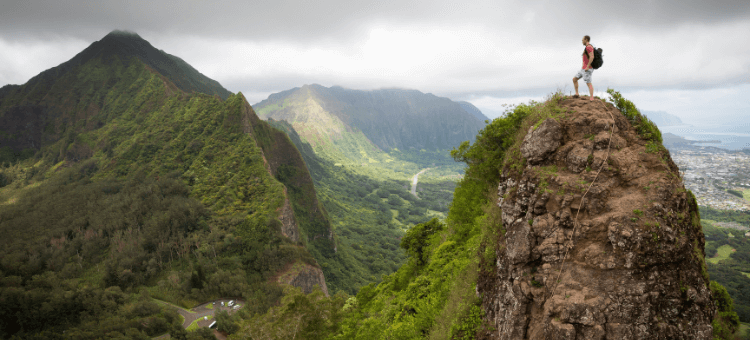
[
  {"x1": 711, "y1": 280, "x2": 740, "y2": 339},
  {"x1": 215, "y1": 310, "x2": 240, "y2": 335},
  {"x1": 400, "y1": 218, "x2": 444, "y2": 266}
]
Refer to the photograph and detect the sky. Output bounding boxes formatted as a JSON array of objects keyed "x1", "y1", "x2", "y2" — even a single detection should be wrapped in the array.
[{"x1": 1, "y1": 0, "x2": 749, "y2": 124}]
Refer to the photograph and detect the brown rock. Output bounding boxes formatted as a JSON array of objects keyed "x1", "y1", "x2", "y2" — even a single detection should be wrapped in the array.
[
  {"x1": 479, "y1": 97, "x2": 714, "y2": 340},
  {"x1": 277, "y1": 261, "x2": 330, "y2": 296},
  {"x1": 521, "y1": 118, "x2": 562, "y2": 165}
]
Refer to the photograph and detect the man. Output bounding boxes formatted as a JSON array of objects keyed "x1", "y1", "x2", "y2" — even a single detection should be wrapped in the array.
[{"x1": 573, "y1": 35, "x2": 595, "y2": 100}]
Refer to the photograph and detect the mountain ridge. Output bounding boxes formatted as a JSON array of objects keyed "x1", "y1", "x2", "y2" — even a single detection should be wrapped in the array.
[
  {"x1": 0, "y1": 31, "x2": 334, "y2": 337},
  {"x1": 254, "y1": 83, "x2": 487, "y2": 153},
  {"x1": 642, "y1": 110, "x2": 684, "y2": 127}
]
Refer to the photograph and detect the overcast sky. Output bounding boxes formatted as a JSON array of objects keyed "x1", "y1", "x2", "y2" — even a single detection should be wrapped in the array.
[{"x1": 1, "y1": 0, "x2": 749, "y2": 123}]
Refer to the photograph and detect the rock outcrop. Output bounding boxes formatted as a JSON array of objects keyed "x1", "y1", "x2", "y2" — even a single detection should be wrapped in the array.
[
  {"x1": 277, "y1": 261, "x2": 330, "y2": 296},
  {"x1": 479, "y1": 97, "x2": 714, "y2": 339},
  {"x1": 278, "y1": 193, "x2": 300, "y2": 243}
]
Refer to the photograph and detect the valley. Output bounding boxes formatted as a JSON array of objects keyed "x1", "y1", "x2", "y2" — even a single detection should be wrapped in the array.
[{"x1": 256, "y1": 84, "x2": 486, "y2": 295}]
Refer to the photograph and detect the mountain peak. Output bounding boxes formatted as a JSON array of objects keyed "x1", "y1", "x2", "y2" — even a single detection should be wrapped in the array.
[
  {"x1": 104, "y1": 29, "x2": 142, "y2": 39},
  {"x1": 68, "y1": 31, "x2": 231, "y2": 99}
]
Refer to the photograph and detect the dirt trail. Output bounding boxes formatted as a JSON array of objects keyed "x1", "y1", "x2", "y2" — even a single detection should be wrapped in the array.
[{"x1": 411, "y1": 168, "x2": 430, "y2": 198}]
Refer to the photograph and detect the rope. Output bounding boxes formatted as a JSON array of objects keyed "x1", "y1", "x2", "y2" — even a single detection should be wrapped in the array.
[{"x1": 547, "y1": 98, "x2": 616, "y2": 299}]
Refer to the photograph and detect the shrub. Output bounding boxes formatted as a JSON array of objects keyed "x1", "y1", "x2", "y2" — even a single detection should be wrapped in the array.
[
  {"x1": 400, "y1": 218, "x2": 445, "y2": 266},
  {"x1": 606, "y1": 89, "x2": 662, "y2": 144}
]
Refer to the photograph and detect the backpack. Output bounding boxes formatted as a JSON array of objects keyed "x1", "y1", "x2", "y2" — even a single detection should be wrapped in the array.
[{"x1": 585, "y1": 44, "x2": 604, "y2": 69}]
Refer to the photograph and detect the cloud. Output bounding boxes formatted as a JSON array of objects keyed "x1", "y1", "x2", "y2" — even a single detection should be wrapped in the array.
[
  {"x1": 622, "y1": 84, "x2": 750, "y2": 125},
  {"x1": 2, "y1": 0, "x2": 749, "y2": 41},
  {"x1": 0, "y1": 36, "x2": 89, "y2": 86},
  {"x1": 1, "y1": 0, "x2": 749, "y2": 105}
]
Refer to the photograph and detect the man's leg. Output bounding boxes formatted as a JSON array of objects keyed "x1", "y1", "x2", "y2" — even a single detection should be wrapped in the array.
[
  {"x1": 588, "y1": 83, "x2": 594, "y2": 100},
  {"x1": 573, "y1": 77, "x2": 579, "y2": 96}
]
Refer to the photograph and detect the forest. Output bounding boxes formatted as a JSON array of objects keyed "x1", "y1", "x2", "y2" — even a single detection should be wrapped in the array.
[{"x1": 701, "y1": 206, "x2": 750, "y2": 324}]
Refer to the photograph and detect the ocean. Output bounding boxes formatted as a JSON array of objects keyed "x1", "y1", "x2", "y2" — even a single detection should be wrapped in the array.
[{"x1": 659, "y1": 123, "x2": 750, "y2": 151}]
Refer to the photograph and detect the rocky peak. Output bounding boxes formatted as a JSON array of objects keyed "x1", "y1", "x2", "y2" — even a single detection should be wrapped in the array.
[{"x1": 480, "y1": 96, "x2": 714, "y2": 339}]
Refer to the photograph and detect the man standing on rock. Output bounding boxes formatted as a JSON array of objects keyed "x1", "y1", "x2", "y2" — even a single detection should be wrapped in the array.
[{"x1": 573, "y1": 35, "x2": 595, "y2": 100}]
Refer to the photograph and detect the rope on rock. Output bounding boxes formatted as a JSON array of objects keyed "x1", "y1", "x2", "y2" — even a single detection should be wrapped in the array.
[{"x1": 547, "y1": 98, "x2": 617, "y2": 300}]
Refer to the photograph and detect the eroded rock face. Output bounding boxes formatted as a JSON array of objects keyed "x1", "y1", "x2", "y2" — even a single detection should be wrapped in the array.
[
  {"x1": 279, "y1": 195, "x2": 299, "y2": 243},
  {"x1": 521, "y1": 118, "x2": 562, "y2": 165},
  {"x1": 278, "y1": 262, "x2": 330, "y2": 296},
  {"x1": 480, "y1": 97, "x2": 714, "y2": 339}
]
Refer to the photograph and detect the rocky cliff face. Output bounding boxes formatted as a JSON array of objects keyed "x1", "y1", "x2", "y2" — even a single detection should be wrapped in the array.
[
  {"x1": 479, "y1": 97, "x2": 714, "y2": 339},
  {"x1": 277, "y1": 261, "x2": 330, "y2": 296}
]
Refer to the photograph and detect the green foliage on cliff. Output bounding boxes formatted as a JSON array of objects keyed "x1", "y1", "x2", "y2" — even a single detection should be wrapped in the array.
[
  {"x1": 231, "y1": 286, "x2": 347, "y2": 339},
  {"x1": 712, "y1": 280, "x2": 741, "y2": 339},
  {"x1": 606, "y1": 88, "x2": 662, "y2": 143}
]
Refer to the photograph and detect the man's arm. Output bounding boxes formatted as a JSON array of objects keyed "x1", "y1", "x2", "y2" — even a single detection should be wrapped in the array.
[{"x1": 587, "y1": 49, "x2": 594, "y2": 69}]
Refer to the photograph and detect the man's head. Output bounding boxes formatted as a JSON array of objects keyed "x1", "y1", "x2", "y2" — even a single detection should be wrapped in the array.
[{"x1": 582, "y1": 35, "x2": 591, "y2": 45}]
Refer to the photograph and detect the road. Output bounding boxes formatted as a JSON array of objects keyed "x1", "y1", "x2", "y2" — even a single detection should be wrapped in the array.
[
  {"x1": 411, "y1": 168, "x2": 430, "y2": 198},
  {"x1": 152, "y1": 298, "x2": 243, "y2": 334}
]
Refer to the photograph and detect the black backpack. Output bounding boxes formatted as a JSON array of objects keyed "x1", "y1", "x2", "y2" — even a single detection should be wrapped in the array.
[{"x1": 585, "y1": 44, "x2": 604, "y2": 69}]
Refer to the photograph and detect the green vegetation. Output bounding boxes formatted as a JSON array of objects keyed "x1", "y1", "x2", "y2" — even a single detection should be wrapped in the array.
[
  {"x1": 702, "y1": 206, "x2": 750, "y2": 323},
  {"x1": 255, "y1": 85, "x2": 481, "y2": 294},
  {"x1": 228, "y1": 92, "x2": 563, "y2": 339},
  {"x1": 728, "y1": 189, "x2": 745, "y2": 199},
  {"x1": 0, "y1": 51, "x2": 320, "y2": 338},
  {"x1": 712, "y1": 280, "x2": 741, "y2": 339},
  {"x1": 269, "y1": 119, "x2": 456, "y2": 294},
  {"x1": 708, "y1": 245, "x2": 736, "y2": 264},
  {"x1": 231, "y1": 286, "x2": 346, "y2": 339},
  {"x1": 606, "y1": 88, "x2": 662, "y2": 144}
]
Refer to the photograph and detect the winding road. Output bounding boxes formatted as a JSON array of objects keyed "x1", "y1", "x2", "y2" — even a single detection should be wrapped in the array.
[{"x1": 410, "y1": 168, "x2": 430, "y2": 198}]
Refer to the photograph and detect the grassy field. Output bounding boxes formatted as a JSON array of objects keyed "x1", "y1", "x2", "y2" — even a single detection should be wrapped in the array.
[
  {"x1": 186, "y1": 315, "x2": 212, "y2": 331},
  {"x1": 708, "y1": 244, "x2": 736, "y2": 264},
  {"x1": 736, "y1": 322, "x2": 750, "y2": 338},
  {"x1": 741, "y1": 188, "x2": 750, "y2": 203}
]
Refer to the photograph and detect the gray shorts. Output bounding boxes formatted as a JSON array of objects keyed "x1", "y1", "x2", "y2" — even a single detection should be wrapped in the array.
[{"x1": 574, "y1": 68, "x2": 594, "y2": 84}]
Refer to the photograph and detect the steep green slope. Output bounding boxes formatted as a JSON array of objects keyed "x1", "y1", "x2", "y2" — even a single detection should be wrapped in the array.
[
  {"x1": 253, "y1": 84, "x2": 478, "y2": 181},
  {"x1": 255, "y1": 84, "x2": 485, "y2": 153},
  {"x1": 0, "y1": 34, "x2": 330, "y2": 339}
]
